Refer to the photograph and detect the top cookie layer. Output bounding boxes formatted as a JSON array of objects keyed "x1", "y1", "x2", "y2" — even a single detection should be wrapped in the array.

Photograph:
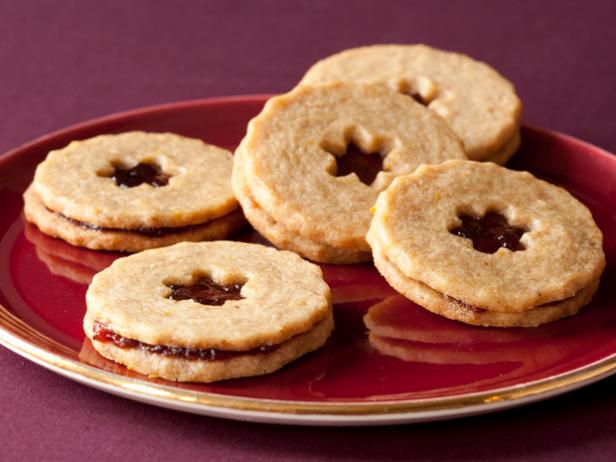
[
  {"x1": 33, "y1": 131, "x2": 237, "y2": 228},
  {"x1": 368, "y1": 160, "x2": 605, "y2": 312},
  {"x1": 85, "y1": 241, "x2": 332, "y2": 350},
  {"x1": 300, "y1": 44, "x2": 522, "y2": 161},
  {"x1": 236, "y1": 82, "x2": 465, "y2": 250}
]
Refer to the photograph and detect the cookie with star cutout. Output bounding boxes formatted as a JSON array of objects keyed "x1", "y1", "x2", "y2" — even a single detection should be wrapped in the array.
[
  {"x1": 232, "y1": 82, "x2": 466, "y2": 264},
  {"x1": 367, "y1": 160, "x2": 605, "y2": 327},
  {"x1": 84, "y1": 241, "x2": 333, "y2": 382},
  {"x1": 24, "y1": 131, "x2": 245, "y2": 251},
  {"x1": 300, "y1": 44, "x2": 522, "y2": 164}
]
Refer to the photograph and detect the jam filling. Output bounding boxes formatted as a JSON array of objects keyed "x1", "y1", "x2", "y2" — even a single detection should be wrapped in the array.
[
  {"x1": 450, "y1": 212, "x2": 526, "y2": 254},
  {"x1": 93, "y1": 322, "x2": 277, "y2": 361},
  {"x1": 331, "y1": 142, "x2": 384, "y2": 185},
  {"x1": 105, "y1": 162, "x2": 170, "y2": 188},
  {"x1": 408, "y1": 92, "x2": 429, "y2": 106},
  {"x1": 167, "y1": 276, "x2": 245, "y2": 306},
  {"x1": 443, "y1": 294, "x2": 487, "y2": 313},
  {"x1": 58, "y1": 212, "x2": 207, "y2": 237},
  {"x1": 443, "y1": 292, "x2": 576, "y2": 315}
]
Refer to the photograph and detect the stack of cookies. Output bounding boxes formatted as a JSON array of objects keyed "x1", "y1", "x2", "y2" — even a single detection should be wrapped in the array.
[
  {"x1": 232, "y1": 82, "x2": 465, "y2": 263},
  {"x1": 22, "y1": 44, "x2": 605, "y2": 383},
  {"x1": 300, "y1": 44, "x2": 522, "y2": 165},
  {"x1": 234, "y1": 45, "x2": 523, "y2": 264}
]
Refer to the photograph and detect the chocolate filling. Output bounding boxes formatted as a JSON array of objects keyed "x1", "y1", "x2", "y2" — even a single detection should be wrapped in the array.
[
  {"x1": 329, "y1": 142, "x2": 384, "y2": 185},
  {"x1": 93, "y1": 321, "x2": 279, "y2": 361},
  {"x1": 167, "y1": 276, "x2": 244, "y2": 306},
  {"x1": 450, "y1": 212, "x2": 526, "y2": 254}
]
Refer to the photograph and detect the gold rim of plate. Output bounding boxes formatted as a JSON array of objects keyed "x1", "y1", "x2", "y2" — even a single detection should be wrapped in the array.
[{"x1": 2, "y1": 303, "x2": 616, "y2": 417}]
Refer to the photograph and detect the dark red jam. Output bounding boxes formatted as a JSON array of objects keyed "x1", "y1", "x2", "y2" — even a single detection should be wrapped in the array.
[
  {"x1": 333, "y1": 142, "x2": 384, "y2": 185},
  {"x1": 58, "y1": 212, "x2": 206, "y2": 237},
  {"x1": 408, "y1": 92, "x2": 429, "y2": 106},
  {"x1": 167, "y1": 277, "x2": 244, "y2": 306},
  {"x1": 450, "y1": 212, "x2": 526, "y2": 254},
  {"x1": 443, "y1": 294, "x2": 487, "y2": 313},
  {"x1": 107, "y1": 162, "x2": 170, "y2": 188},
  {"x1": 92, "y1": 321, "x2": 277, "y2": 361}
]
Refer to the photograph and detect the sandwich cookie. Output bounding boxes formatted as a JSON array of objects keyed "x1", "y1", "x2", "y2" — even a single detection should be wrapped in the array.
[
  {"x1": 232, "y1": 82, "x2": 466, "y2": 264},
  {"x1": 300, "y1": 44, "x2": 522, "y2": 164},
  {"x1": 367, "y1": 160, "x2": 605, "y2": 327},
  {"x1": 24, "y1": 131, "x2": 245, "y2": 251},
  {"x1": 84, "y1": 241, "x2": 333, "y2": 382}
]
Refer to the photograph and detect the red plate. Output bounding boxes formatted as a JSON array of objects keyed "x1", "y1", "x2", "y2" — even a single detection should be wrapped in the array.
[{"x1": 1, "y1": 95, "x2": 615, "y2": 425}]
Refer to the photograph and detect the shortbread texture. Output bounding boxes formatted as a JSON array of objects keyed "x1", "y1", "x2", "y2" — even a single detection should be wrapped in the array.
[
  {"x1": 23, "y1": 186, "x2": 245, "y2": 252},
  {"x1": 368, "y1": 160, "x2": 605, "y2": 313},
  {"x1": 300, "y1": 44, "x2": 522, "y2": 163},
  {"x1": 233, "y1": 149, "x2": 371, "y2": 263},
  {"x1": 85, "y1": 241, "x2": 332, "y2": 350},
  {"x1": 33, "y1": 131, "x2": 238, "y2": 228},
  {"x1": 370, "y1": 244, "x2": 599, "y2": 327},
  {"x1": 233, "y1": 82, "x2": 465, "y2": 262},
  {"x1": 91, "y1": 315, "x2": 333, "y2": 383}
]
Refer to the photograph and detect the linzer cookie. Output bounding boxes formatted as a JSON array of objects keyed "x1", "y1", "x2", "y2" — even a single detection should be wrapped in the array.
[
  {"x1": 232, "y1": 82, "x2": 466, "y2": 264},
  {"x1": 367, "y1": 160, "x2": 605, "y2": 327},
  {"x1": 300, "y1": 44, "x2": 522, "y2": 164},
  {"x1": 84, "y1": 241, "x2": 333, "y2": 382},
  {"x1": 24, "y1": 131, "x2": 245, "y2": 251}
]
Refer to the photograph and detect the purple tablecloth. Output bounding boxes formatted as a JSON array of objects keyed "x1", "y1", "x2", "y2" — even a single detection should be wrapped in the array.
[{"x1": 1, "y1": 1, "x2": 615, "y2": 460}]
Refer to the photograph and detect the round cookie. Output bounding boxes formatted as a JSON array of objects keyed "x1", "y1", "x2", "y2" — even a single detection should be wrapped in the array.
[
  {"x1": 367, "y1": 160, "x2": 605, "y2": 327},
  {"x1": 300, "y1": 44, "x2": 522, "y2": 164},
  {"x1": 85, "y1": 241, "x2": 333, "y2": 383},
  {"x1": 233, "y1": 82, "x2": 466, "y2": 264},
  {"x1": 25, "y1": 131, "x2": 245, "y2": 250}
]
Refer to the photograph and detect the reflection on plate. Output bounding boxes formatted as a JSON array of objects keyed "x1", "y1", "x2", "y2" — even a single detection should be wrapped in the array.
[
  {"x1": 24, "y1": 222, "x2": 120, "y2": 284},
  {"x1": 0, "y1": 95, "x2": 616, "y2": 425},
  {"x1": 365, "y1": 295, "x2": 597, "y2": 370}
]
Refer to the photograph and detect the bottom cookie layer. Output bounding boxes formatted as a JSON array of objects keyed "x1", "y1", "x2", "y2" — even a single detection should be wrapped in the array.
[
  {"x1": 90, "y1": 314, "x2": 334, "y2": 382},
  {"x1": 233, "y1": 157, "x2": 371, "y2": 264},
  {"x1": 23, "y1": 187, "x2": 247, "y2": 252},
  {"x1": 372, "y1": 246, "x2": 599, "y2": 327}
]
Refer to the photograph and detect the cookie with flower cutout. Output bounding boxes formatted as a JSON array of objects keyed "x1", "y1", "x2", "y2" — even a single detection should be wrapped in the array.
[
  {"x1": 24, "y1": 131, "x2": 245, "y2": 251},
  {"x1": 84, "y1": 241, "x2": 333, "y2": 383},
  {"x1": 300, "y1": 44, "x2": 522, "y2": 164},
  {"x1": 367, "y1": 160, "x2": 605, "y2": 327},
  {"x1": 232, "y1": 82, "x2": 466, "y2": 264}
]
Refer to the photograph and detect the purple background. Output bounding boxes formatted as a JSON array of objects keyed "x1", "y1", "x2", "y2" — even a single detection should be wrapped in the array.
[{"x1": 1, "y1": 1, "x2": 616, "y2": 460}]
